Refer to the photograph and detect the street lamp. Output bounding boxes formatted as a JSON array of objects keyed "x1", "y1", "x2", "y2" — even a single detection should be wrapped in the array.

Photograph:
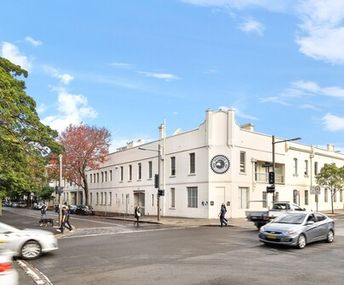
[
  {"x1": 138, "y1": 145, "x2": 162, "y2": 221},
  {"x1": 271, "y1": 136, "x2": 301, "y2": 202}
]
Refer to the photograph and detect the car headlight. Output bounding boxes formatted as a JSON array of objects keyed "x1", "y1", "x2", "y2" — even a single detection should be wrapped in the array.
[{"x1": 259, "y1": 227, "x2": 265, "y2": 233}]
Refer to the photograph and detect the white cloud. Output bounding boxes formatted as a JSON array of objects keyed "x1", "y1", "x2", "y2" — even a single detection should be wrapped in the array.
[
  {"x1": 296, "y1": 0, "x2": 344, "y2": 64},
  {"x1": 219, "y1": 106, "x2": 258, "y2": 120},
  {"x1": 259, "y1": 96, "x2": 291, "y2": 106},
  {"x1": 42, "y1": 89, "x2": 97, "y2": 133},
  {"x1": 138, "y1": 71, "x2": 180, "y2": 81},
  {"x1": 0, "y1": 42, "x2": 31, "y2": 71},
  {"x1": 322, "y1": 113, "x2": 344, "y2": 131},
  {"x1": 25, "y1": 36, "x2": 43, "y2": 47},
  {"x1": 239, "y1": 18, "x2": 265, "y2": 35},
  {"x1": 111, "y1": 62, "x2": 135, "y2": 69},
  {"x1": 43, "y1": 65, "x2": 74, "y2": 85}
]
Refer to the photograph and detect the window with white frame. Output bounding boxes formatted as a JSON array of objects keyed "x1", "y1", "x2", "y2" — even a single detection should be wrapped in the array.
[
  {"x1": 293, "y1": 189, "x2": 299, "y2": 204},
  {"x1": 97, "y1": 173, "x2": 99, "y2": 183},
  {"x1": 129, "y1": 165, "x2": 132, "y2": 181},
  {"x1": 138, "y1": 163, "x2": 142, "y2": 180},
  {"x1": 105, "y1": 171, "x2": 108, "y2": 182},
  {"x1": 110, "y1": 170, "x2": 113, "y2": 181},
  {"x1": 305, "y1": 190, "x2": 309, "y2": 205},
  {"x1": 171, "y1": 156, "x2": 176, "y2": 176},
  {"x1": 170, "y1": 188, "x2": 175, "y2": 208},
  {"x1": 239, "y1": 187, "x2": 249, "y2": 209},
  {"x1": 96, "y1": 193, "x2": 99, "y2": 205},
  {"x1": 262, "y1": 191, "x2": 267, "y2": 208},
  {"x1": 314, "y1": 162, "x2": 318, "y2": 175},
  {"x1": 187, "y1": 187, "x2": 198, "y2": 208},
  {"x1": 104, "y1": 192, "x2": 107, "y2": 205},
  {"x1": 101, "y1": 172, "x2": 104, "y2": 183},
  {"x1": 109, "y1": 192, "x2": 112, "y2": 205},
  {"x1": 240, "y1": 151, "x2": 246, "y2": 173},
  {"x1": 148, "y1": 161, "x2": 152, "y2": 179},
  {"x1": 189, "y1": 153, "x2": 195, "y2": 174},
  {"x1": 152, "y1": 194, "x2": 154, "y2": 206},
  {"x1": 304, "y1": 160, "x2": 308, "y2": 176},
  {"x1": 90, "y1": 174, "x2": 92, "y2": 183},
  {"x1": 101, "y1": 192, "x2": 103, "y2": 205},
  {"x1": 120, "y1": 166, "x2": 124, "y2": 182},
  {"x1": 325, "y1": 188, "x2": 328, "y2": 203},
  {"x1": 293, "y1": 158, "x2": 298, "y2": 176}
]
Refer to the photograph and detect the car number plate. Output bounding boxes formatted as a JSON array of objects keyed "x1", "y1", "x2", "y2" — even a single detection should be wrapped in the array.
[{"x1": 267, "y1": 234, "x2": 277, "y2": 239}]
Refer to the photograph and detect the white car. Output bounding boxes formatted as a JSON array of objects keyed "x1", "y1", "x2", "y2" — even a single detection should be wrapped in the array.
[
  {"x1": 0, "y1": 222, "x2": 58, "y2": 259},
  {"x1": 0, "y1": 249, "x2": 18, "y2": 285}
]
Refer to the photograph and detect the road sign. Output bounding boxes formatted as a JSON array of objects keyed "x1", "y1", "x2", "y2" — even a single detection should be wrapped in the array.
[
  {"x1": 311, "y1": 186, "x2": 321, "y2": 195},
  {"x1": 266, "y1": 185, "x2": 275, "y2": 193}
]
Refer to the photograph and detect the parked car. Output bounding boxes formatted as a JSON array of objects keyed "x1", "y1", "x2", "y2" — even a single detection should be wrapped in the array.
[
  {"x1": 0, "y1": 222, "x2": 58, "y2": 259},
  {"x1": 259, "y1": 211, "x2": 335, "y2": 249},
  {"x1": 0, "y1": 249, "x2": 18, "y2": 285},
  {"x1": 75, "y1": 205, "x2": 95, "y2": 215},
  {"x1": 246, "y1": 201, "x2": 305, "y2": 229},
  {"x1": 68, "y1": 205, "x2": 77, "y2": 214}
]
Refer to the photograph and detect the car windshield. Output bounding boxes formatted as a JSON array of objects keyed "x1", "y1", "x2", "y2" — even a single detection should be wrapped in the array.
[
  {"x1": 274, "y1": 213, "x2": 307, "y2": 224},
  {"x1": 271, "y1": 203, "x2": 289, "y2": 210}
]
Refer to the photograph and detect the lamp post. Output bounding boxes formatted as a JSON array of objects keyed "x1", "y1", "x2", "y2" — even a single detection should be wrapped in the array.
[
  {"x1": 271, "y1": 136, "x2": 301, "y2": 202},
  {"x1": 138, "y1": 145, "x2": 162, "y2": 221}
]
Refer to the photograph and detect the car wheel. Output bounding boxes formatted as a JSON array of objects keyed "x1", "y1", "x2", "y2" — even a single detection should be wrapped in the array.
[
  {"x1": 21, "y1": 240, "x2": 42, "y2": 260},
  {"x1": 297, "y1": 234, "x2": 306, "y2": 249},
  {"x1": 326, "y1": 230, "x2": 334, "y2": 243}
]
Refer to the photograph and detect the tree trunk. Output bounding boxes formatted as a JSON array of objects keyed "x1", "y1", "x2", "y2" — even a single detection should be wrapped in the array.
[{"x1": 331, "y1": 189, "x2": 334, "y2": 214}]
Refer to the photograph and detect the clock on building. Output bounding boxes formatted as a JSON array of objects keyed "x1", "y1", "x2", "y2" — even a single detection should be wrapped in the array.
[{"x1": 210, "y1": 155, "x2": 230, "y2": 174}]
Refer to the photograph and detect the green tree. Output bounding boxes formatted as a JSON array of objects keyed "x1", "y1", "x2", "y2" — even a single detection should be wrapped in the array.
[
  {"x1": 0, "y1": 57, "x2": 62, "y2": 199},
  {"x1": 316, "y1": 163, "x2": 342, "y2": 214}
]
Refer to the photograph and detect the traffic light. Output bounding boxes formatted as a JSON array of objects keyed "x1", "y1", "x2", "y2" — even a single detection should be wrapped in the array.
[
  {"x1": 154, "y1": 174, "x2": 159, "y2": 188},
  {"x1": 158, "y1": 189, "x2": 165, "y2": 196},
  {"x1": 266, "y1": 185, "x2": 275, "y2": 193},
  {"x1": 268, "y1": 172, "x2": 275, "y2": 184}
]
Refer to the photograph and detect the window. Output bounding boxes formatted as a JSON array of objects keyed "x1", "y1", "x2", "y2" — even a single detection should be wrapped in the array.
[
  {"x1": 305, "y1": 190, "x2": 309, "y2": 205},
  {"x1": 170, "y1": 188, "x2": 175, "y2": 208},
  {"x1": 148, "y1": 161, "x2": 152, "y2": 179},
  {"x1": 105, "y1": 171, "x2": 108, "y2": 182},
  {"x1": 129, "y1": 165, "x2": 132, "y2": 181},
  {"x1": 101, "y1": 192, "x2": 103, "y2": 205},
  {"x1": 340, "y1": 190, "x2": 343, "y2": 202},
  {"x1": 325, "y1": 188, "x2": 328, "y2": 203},
  {"x1": 97, "y1": 173, "x2": 99, "y2": 183},
  {"x1": 93, "y1": 173, "x2": 96, "y2": 183},
  {"x1": 189, "y1": 153, "x2": 195, "y2": 174},
  {"x1": 293, "y1": 158, "x2": 298, "y2": 176},
  {"x1": 239, "y1": 187, "x2": 249, "y2": 209},
  {"x1": 96, "y1": 193, "x2": 99, "y2": 205},
  {"x1": 101, "y1": 172, "x2": 104, "y2": 183},
  {"x1": 138, "y1": 163, "x2": 142, "y2": 180},
  {"x1": 104, "y1": 192, "x2": 107, "y2": 205},
  {"x1": 304, "y1": 160, "x2": 308, "y2": 176},
  {"x1": 110, "y1": 170, "x2": 113, "y2": 181},
  {"x1": 314, "y1": 162, "x2": 318, "y2": 175},
  {"x1": 90, "y1": 174, "x2": 92, "y2": 183},
  {"x1": 120, "y1": 166, "x2": 124, "y2": 182},
  {"x1": 187, "y1": 187, "x2": 198, "y2": 208},
  {"x1": 109, "y1": 192, "x2": 112, "y2": 205},
  {"x1": 90, "y1": 193, "x2": 93, "y2": 205},
  {"x1": 240, "y1": 151, "x2": 246, "y2": 173},
  {"x1": 293, "y1": 189, "x2": 299, "y2": 204},
  {"x1": 152, "y1": 194, "x2": 154, "y2": 206},
  {"x1": 334, "y1": 191, "x2": 337, "y2": 202},
  {"x1": 171, "y1": 157, "x2": 176, "y2": 176},
  {"x1": 262, "y1": 191, "x2": 267, "y2": 208},
  {"x1": 275, "y1": 192, "x2": 279, "y2": 202}
]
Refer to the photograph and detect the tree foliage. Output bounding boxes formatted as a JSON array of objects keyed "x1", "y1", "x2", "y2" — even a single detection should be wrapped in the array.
[
  {"x1": 316, "y1": 163, "x2": 344, "y2": 214},
  {"x1": 49, "y1": 124, "x2": 111, "y2": 205},
  {"x1": 0, "y1": 57, "x2": 62, "y2": 198}
]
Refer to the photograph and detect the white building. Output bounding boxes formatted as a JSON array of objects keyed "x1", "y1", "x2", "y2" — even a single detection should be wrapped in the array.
[{"x1": 62, "y1": 109, "x2": 344, "y2": 218}]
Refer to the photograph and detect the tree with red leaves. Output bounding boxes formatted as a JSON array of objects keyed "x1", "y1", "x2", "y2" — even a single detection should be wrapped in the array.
[{"x1": 51, "y1": 124, "x2": 111, "y2": 205}]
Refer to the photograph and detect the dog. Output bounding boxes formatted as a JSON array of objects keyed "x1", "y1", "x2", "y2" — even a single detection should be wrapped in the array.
[{"x1": 39, "y1": 218, "x2": 54, "y2": 227}]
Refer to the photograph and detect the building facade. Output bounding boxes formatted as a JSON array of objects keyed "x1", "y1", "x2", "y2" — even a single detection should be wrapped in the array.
[{"x1": 61, "y1": 109, "x2": 344, "y2": 218}]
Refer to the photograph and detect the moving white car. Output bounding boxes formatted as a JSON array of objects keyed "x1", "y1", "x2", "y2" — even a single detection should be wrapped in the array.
[
  {"x1": 0, "y1": 222, "x2": 58, "y2": 259},
  {"x1": 0, "y1": 249, "x2": 18, "y2": 285}
]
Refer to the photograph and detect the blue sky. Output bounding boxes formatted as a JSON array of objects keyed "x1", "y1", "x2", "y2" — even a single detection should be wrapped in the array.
[{"x1": 1, "y1": 0, "x2": 344, "y2": 152}]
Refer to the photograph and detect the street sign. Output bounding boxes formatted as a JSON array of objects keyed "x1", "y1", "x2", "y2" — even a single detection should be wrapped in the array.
[
  {"x1": 266, "y1": 185, "x2": 275, "y2": 193},
  {"x1": 311, "y1": 186, "x2": 321, "y2": 195}
]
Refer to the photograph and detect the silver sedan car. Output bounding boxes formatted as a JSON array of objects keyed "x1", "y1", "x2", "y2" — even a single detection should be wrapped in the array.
[
  {"x1": 0, "y1": 222, "x2": 58, "y2": 259},
  {"x1": 259, "y1": 211, "x2": 335, "y2": 249}
]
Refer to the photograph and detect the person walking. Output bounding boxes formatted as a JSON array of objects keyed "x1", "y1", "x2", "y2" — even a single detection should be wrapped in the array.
[
  {"x1": 134, "y1": 205, "x2": 141, "y2": 228},
  {"x1": 57, "y1": 204, "x2": 73, "y2": 233},
  {"x1": 219, "y1": 203, "x2": 228, "y2": 227},
  {"x1": 40, "y1": 202, "x2": 47, "y2": 219}
]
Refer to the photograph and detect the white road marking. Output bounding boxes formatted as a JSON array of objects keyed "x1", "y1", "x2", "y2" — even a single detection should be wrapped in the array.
[{"x1": 16, "y1": 260, "x2": 54, "y2": 285}]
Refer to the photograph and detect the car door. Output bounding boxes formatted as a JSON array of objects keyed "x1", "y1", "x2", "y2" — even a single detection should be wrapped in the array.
[
  {"x1": 304, "y1": 213, "x2": 320, "y2": 242},
  {"x1": 314, "y1": 213, "x2": 330, "y2": 240}
]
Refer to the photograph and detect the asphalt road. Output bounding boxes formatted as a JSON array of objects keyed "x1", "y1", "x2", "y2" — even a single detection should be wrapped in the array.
[{"x1": 2, "y1": 208, "x2": 344, "y2": 285}]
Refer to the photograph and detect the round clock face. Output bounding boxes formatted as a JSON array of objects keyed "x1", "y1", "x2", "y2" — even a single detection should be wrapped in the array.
[{"x1": 210, "y1": 155, "x2": 230, "y2": 174}]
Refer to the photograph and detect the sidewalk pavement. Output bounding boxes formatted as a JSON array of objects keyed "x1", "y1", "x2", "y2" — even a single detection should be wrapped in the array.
[{"x1": 106, "y1": 215, "x2": 257, "y2": 229}]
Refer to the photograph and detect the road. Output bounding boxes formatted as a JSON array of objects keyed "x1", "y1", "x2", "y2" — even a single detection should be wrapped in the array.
[{"x1": 2, "y1": 207, "x2": 344, "y2": 285}]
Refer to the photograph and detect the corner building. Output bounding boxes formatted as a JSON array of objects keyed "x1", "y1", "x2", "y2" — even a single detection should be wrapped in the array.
[{"x1": 73, "y1": 109, "x2": 344, "y2": 218}]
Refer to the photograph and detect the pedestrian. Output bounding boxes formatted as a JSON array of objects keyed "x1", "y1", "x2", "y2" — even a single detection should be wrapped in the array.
[
  {"x1": 57, "y1": 204, "x2": 73, "y2": 233},
  {"x1": 134, "y1": 205, "x2": 141, "y2": 227},
  {"x1": 40, "y1": 202, "x2": 47, "y2": 219},
  {"x1": 219, "y1": 203, "x2": 228, "y2": 227}
]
